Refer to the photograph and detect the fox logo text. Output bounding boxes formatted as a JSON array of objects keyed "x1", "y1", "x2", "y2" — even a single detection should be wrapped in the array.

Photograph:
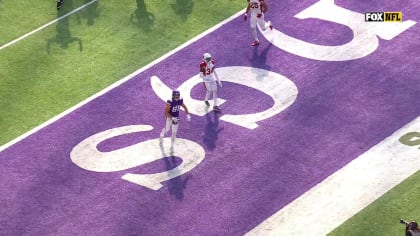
[{"x1": 365, "y1": 12, "x2": 402, "y2": 22}]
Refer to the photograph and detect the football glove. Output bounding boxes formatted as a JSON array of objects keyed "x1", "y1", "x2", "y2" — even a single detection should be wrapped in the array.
[{"x1": 171, "y1": 117, "x2": 179, "y2": 124}]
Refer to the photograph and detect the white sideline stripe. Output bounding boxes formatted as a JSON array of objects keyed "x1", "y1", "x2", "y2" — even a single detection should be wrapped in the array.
[
  {"x1": 0, "y1": 9, "x2": 245, "y2": 153},
  {"x1": 246, "y1": 116, "x2": 420, "y2": 236},
  {"x1": 0, "y1": 0, "x2": 98, "y2": 51}
]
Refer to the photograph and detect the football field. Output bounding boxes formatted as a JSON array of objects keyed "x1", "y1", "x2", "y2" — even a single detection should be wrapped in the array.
[{"x1": 1, "y1": 0, "x2": 420, "y2": 235}]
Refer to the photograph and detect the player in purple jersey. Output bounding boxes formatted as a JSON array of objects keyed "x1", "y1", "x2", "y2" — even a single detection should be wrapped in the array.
[{"x1": 159, "y1": 90, "x2": 191, "y2": 153}]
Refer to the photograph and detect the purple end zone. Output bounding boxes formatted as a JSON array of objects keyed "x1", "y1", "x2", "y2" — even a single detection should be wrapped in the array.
[{"x1": 1, "y1": 0, "x2": 419, "y2": 235}]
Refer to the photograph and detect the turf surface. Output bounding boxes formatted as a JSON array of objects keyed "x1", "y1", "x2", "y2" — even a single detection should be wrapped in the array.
[{"x1": 0, "y1": 0, "x2": 245, "y2": 146}]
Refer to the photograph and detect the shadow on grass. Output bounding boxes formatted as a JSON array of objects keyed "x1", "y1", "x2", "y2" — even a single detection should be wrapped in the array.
[
  {"x1": 80, "y1": 0, "x2": 101, "y2": 26},
  {"x1": 130, "y1": 0, "x2": 155, "y2": 32},
  {"x1": 171, "y1": 0, "x2": 194, "y2": 21},
  {"x1": 46, "y1": 0, "x2": 83, "y2": 53}
]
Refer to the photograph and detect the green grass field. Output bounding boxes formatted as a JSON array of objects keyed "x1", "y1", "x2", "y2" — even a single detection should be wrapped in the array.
[
  {"x1": 329, "y1": 170, "x2": 420, "y2": 236},
  {"x1": 0, "y1": 0, "x2": 244, "y2": 146},
  {"x1": 1, "y1": 0, "x2": 419, "y2": 235}
]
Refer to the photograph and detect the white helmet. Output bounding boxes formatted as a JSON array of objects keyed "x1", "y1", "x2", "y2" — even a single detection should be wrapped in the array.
[{"x1": 203, "y1": 53, "x2": 212, "y2": 62}]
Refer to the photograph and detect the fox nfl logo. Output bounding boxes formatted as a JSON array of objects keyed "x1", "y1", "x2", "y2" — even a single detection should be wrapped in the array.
[{"x1": 365, "y1": 12, "x2": 402, "y2": 22}]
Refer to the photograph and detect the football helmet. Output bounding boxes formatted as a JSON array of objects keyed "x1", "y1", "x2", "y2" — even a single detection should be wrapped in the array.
[
  {"x1": 203, "y1": 53, "x2": 212, "y2": 62},
  {"x1": 172, "y1": 90, "x2": 181, "y2": 98}
]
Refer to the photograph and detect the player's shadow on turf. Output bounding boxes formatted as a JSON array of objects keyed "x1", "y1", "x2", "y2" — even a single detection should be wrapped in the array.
[
  {"x1": 131, "y1": 0, "x2": 155, "y2": 32},
  {"x1": 164, "y1": 156, "x2": 191, "y2": 200},
  {"x1": 203, "y1": 111, "x2": 224, "y2": 151},
  {"x1": 81, "y1": 0, "x2": 101, "y2": 26},
  {"x1": 46, "y1": 1, "x2": 83, "y2": 53},
  {"x1": 251, "y1": 43, "x2": 273, "y2": 81},
  {"x1": 159, "y1": 143, "x2": 190, "y2": 200},
  {"x1": 171, "y1": 0, "x2": 194, "y2": 21}
]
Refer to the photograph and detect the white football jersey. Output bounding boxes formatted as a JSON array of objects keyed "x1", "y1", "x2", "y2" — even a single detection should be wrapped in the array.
[
  {"x1": 200, "y1": 60, "x2": 217, "y2": 83},
  {"x1": 248, "y1": 0, "x2": 264, "y2": 15}
]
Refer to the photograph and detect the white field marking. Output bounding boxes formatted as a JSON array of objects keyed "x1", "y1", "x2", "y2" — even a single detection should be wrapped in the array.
[
  {"x1": 0, "y1": 0, "x2": 98, "y2": 51},
  {"x1": 259, "y1": 0, "x2": 416, "y2": 61},
  {"x1": 69, "y1": 124, "x2": 206, "y2": 190},
  {"x1": 151, "y1": 66, "x2": 298, "y2": 129},
  {"x1": 247, "y1": 116, "x2": 420, "y2": 236},
  {"x1": 0, "y1": 9, "x2": 245, "y2": 153}
]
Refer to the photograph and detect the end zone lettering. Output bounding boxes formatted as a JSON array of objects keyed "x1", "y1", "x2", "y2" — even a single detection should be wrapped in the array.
[
  {"x1": 399, "y1": 132, "x2": 420, "y2": 149},
  {"x1": 365, "y1": 12, "x2": 402, "y2": 22}
]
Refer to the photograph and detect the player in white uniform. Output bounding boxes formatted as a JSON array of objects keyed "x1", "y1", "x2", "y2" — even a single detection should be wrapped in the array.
[
  {"x1": 244, "y1": 0, "x2": 273, "y2": 46},
  {"x1": 200, "y1": 53, "x2": 223, "y2": 112}
]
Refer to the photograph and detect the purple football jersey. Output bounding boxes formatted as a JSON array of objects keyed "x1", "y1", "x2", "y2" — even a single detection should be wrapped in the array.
[{"x1": 167, "y1": 98, "x2": 183, "y2": 118}]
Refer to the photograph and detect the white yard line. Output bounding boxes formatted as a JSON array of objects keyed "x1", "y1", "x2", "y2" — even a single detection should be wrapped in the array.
[
  {"x1": 0, "y1": 9, "x2": 244, "y2": 153},
  {"x1": 246, "y1": 116, "x2": 420, "y2": 236},
  {"x1": 0, "y1": 0, "x2": 98, "y2": 51}
]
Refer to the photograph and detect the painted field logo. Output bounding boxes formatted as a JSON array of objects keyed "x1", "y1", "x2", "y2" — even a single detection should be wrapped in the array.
[
  {"x1": 365, "y1": 12, "x2": 402, "y2": 22},
  {"x1": 399, "y1": 132, "x2": 420, "y2": 149}
]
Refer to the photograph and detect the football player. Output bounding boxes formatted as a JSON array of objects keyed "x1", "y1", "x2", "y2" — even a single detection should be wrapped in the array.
[
  {"x1": 200, "y1": 53, "x2": 223, "y2": 112},
  {"x1": 244, "y1": 0, "x2": 273, "y2": 46},
  {"x1": 159, "y1": 90, "x2": 191, "y2": 154}
]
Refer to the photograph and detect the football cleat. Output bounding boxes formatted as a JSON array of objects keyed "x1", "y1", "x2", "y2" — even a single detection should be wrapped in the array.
[
  {"x1": 213, "y1": 106, "x2": 221, "y2": 112},
  {"x1": 205, "y1": 101, "x2": 210, "y2": 107},
  {"x1": 251, "y1": 40, "x2": 260, "y2": 46}
]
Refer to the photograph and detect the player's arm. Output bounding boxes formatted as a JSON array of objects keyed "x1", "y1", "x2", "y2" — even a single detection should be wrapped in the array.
[
  {"x1": 164, "y1": 103, "x2": 172, "y2": 119},
  {"x1": 181, "y1": 103, "x2": 191, "y2": 121},
  {"x1": 244, "y1": 1, "x2": 250, "y2": 20},
  {"x1": 199, "y1": 64, "x2": 206, "y2": 79},
  {"x1": 181, "y1": 103, "x2": 189, "y2": 115},
  {"x1": 261, "y1": 1, "x2": 268, "y2": 13},
  {"x1": 245, "y1": 2, "x2": 251, "y2": 14}
]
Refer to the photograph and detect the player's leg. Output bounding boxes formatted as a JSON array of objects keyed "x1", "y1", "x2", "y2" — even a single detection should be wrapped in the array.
[
  {"x1": 257, "y1": 15, "x2": 266, "y2": 30},
  {"x1": 262, "y1": 17, "x2": 273, "y2": 31},
  {"x1": 203, "y1": 82, "x2": 211, "y2": 107},
  {"x1": 160, "y1": 118, "x2": 172, "y2": 142},
  {"x1": 257, "y1": 14, "x2": 273, "y2": 31},
  {"x1": 170, "y1": 123, "x2": 179, "y2": 153},
  {"x1": 211, "y1": 83, "x2": 221, "y2": 112},
  {"x1": 250, "y1": 15, "x2": 259, "y2": 46}
]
